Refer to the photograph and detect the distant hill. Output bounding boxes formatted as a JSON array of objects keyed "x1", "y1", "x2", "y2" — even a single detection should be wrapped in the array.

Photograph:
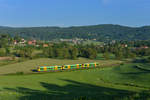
[{"x1": 0, "y1": 24, "x2": 150, "y2": 41}]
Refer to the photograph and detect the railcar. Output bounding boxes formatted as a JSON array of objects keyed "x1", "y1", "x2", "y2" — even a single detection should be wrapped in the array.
[{"x1": 37, "y1": 62, "x2": 99, "y2": 72}]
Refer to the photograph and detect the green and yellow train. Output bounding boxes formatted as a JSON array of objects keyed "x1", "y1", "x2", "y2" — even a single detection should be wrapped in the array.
[{"x1": 37, "y1": 62, "x2": 99, "y2": 72}]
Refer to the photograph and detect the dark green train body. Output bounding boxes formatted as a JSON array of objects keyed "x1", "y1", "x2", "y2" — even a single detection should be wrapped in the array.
[{"x1": 37, "y1": 63, "x2": 99, "y2": 72}]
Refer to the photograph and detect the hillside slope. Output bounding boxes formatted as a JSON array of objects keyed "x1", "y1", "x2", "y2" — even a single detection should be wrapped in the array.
[{"x1": 0, "y1": 24, "x2": 150, "y2": 41}]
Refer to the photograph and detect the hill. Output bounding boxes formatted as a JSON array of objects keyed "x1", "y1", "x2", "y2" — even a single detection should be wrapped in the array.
[{"x1": 0, "y1": 24, "x2": 150, "y2": 41}]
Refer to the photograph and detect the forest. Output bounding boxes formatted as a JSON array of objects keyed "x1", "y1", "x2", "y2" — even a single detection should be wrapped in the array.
[{"x1": 0, "y1": 24, "x2": 150, "y2": 41}]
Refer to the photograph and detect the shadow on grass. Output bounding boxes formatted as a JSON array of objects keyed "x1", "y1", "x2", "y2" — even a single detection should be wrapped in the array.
[
  {"x1": 132, "y1": 58, "x2": 148, "y2": 63},
  {"x1": 4, "y1": 79, "x2": 150, "y2": 100},
  {"x1": 121, "y1": 65, "x2": 150, "y2": 75}
]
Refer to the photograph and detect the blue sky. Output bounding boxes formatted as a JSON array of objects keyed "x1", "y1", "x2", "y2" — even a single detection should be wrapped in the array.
[{"x1": 0, "y1": 0, "x2": 150, "y2": 27}]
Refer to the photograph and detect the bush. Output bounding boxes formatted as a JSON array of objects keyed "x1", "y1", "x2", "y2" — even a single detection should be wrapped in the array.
[{"x1": 0, "y1": 48, "x2": 6, "y2": 57}]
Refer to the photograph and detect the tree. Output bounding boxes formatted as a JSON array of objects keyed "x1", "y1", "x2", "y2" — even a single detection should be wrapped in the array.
[
  {"x1": 5, "y1": 48, "x2": 10, "y2": 56},
  {"x1": 0, "y1": 34, "x2": 10, "y2": 48},
  {"x1": 25, "y1": 47, "x2": 34, "y2": 59},
  {"x1": 0, "y1": 48, "x2": 6, "y2": 57},
  {"x1": 62, "y1": 48, "x2": 70, "y2": 59},
  {"x1": 103, "y1": 52, "x2": 109, "y2": 60},
  {"x1": 48, "y1": 47, "x2": 54, "y2": 58},
  {"x1": 43, "y1": 48, "x2": 49, "y2": 58},
  {"x1": 15, "y1": 47, "x2": 34, "y2": 59},
  {"x1": 116, "y1": 51, "x2": 124, "y2": 60},
  {"x1": 43, "y1": 47, "x2": 54, "y2": 58},
  {"x1": 54, "y1": 48, "x2": 63, "y2": 58},
  {"x1": 69, "y1": 47, "x2": 78, "y2": 60},
  {"x1": 129, "y1": 53, "x2": 136, "y2": 58},
  {"x1": 87, "y1": 48, "x2": 97, "y2": 59},
  {"x1": 115, "y1": 50, "x2": 124, "y2": 60}
]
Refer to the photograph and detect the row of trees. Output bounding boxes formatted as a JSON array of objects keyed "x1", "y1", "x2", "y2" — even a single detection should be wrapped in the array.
[
  {"x1": 1, "y1": 42, "x2": 150, "y2": 60},
  {"x1": 43, "y1": 43, "x2": 97, "y2": 59},
  {"x1": 9, "y1": 43, "x2": 98, "y2": 60},
  {"x1": 43, "y1": 47, "x2": 78, "y2": 59},
  {"x1": 1, "y1": 34, "x2": 150, "y2": 60},
  {"x1": 41, "y1": 43, "x2": 148, "y2": 60}
]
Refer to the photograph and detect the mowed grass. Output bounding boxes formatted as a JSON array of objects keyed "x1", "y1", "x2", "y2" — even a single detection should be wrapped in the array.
[
  {"x1": 0, "y1": 67, "x2": 149, "y2": 100},
  {"x1": 0, "y1": 58, "x2": 122, "y2": 75}
]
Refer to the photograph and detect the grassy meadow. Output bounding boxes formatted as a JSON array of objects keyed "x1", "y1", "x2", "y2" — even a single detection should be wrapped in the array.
[
  {"x1": 98, "y1": 63, "x2": 150, "y2": 88},
  {"x1": 0, "y1": 58, "x2": 122, "y2": 75},
  {"x1": 0, "y1": 65, "x2": 150, "y2": 100},
  {"x1": 0, "y1": 58, "x2": 150, "y2": 100}
]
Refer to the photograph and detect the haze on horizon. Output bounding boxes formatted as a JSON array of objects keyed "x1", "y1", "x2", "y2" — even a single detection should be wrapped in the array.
[{"x1": 0, "y1": 0, "x2": 150, "y2": 27}]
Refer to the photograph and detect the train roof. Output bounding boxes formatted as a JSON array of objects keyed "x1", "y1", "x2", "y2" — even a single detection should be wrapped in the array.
[{"x1": 39, "y1": 62, "x2": 99, "y2": 68}]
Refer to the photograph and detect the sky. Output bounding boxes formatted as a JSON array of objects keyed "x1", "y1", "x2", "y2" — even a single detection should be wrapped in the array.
[{"x1": 0, "y1": 0, "x2": 150, "y2": 27}]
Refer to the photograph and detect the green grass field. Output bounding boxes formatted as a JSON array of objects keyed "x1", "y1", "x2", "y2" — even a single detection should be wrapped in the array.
[
  {"x1": 0, "y1": 58, "x2": 150, "y2": 100},
  {"x1": 0, "y1": 58, "x2": 122, "y2": 75},
  {"x1": 98, "y1": 63, "x2": 150, "y2": 88},
  {"x1": 0, "y1": 66, "x2": 150, "y2": 100}
]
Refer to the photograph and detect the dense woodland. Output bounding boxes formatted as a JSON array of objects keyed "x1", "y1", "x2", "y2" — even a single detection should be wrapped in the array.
[{"x1": 0, "y1": 24, "x2": 150, "y2": 41}]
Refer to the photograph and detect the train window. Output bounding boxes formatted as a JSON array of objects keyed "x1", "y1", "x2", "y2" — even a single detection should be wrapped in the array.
[{"x1": 65, "y1": 66, "x2": 68, "y2": 68}]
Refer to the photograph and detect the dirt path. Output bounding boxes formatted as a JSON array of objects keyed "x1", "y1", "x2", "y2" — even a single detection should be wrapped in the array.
[{"x1": 0, "y1": 57, "x2": 12, "y2": 60}]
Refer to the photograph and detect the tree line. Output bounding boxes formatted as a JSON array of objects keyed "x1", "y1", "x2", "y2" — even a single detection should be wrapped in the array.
[{"x1": 1, "y1": 34, "x2": 150, "y2": 60}]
